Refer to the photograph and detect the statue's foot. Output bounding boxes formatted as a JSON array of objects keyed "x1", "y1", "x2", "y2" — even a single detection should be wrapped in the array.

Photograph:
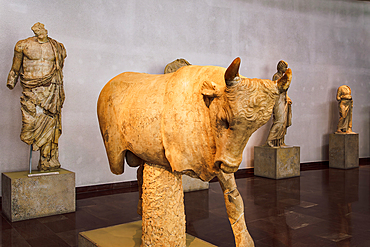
[
  {"x1": 38, "y1": 163, "x2": 51, "y2": 171},
  {"x1": 345, "y1": 129, "x2": 356, "y2": 134},
  {"x1": 37, "y1": 156, "x2": 61, "y2": 171},
  {"x1": 335, "y1": 129, "x2": 344, "y2": 134},
  {"x1": 267, "y1": 141, "x2": 275, "y2": 147},
  {"x1": 49, "y1": 157, "x2": 61, "y2": 170}
]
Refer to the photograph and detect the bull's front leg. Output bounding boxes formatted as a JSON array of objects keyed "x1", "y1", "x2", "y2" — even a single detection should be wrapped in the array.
[{"x1": 217, "y1": 171, "x2": 254, "y2": 247}]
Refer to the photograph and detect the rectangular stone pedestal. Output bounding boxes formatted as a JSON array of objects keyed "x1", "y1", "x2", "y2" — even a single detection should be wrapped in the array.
[
  {"x1": 254, "y1": 146, "x2": 300, "y2": 179},
  {"x1": 329, "y1": 133, "x2": 359, "y2": 169},
  {"x1": 78, "y1": 221, "x2": 216, "y2": 247},
  {"x1": 2, "y1": 168, "x2": 75, "y2": 222}
]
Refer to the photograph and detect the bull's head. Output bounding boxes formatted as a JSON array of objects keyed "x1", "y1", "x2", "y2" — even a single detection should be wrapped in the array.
[{"x1": 202, "y1": 57, "x2": 292, "y2": 173}]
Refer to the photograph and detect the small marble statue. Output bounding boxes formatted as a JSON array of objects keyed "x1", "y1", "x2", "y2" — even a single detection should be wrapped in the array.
[
  {"x1": 98, "y1": 57, "x2": 292, "y2": 246},
  {"x1": 7, "y1": 22, "x2": 67, "y2": 171},
  {"x1": 266, "y1": 60, "x2": 292, "y2": 147},
  {"x1": 336, "y1": 85, "x2": 354, "y2": 134},
  {"x1": 164, "y1": 58, "x2": 191, "y2": 74}
]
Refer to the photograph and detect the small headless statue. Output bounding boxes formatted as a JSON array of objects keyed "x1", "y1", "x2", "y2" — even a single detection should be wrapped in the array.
[
  {"x1": 266, "y1": 60, "x2": 292, "y2": 147},
  {"x1": 336, "y1": 85, "x2": 354, "y2": 134}
]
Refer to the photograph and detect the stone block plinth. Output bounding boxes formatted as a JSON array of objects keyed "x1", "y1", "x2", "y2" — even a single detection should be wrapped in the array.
[
  {"x1": 254, "y1": 146, "x2": 300, "y2": 179},
  {"x1": 2, "y1": 168, "x2": 75, "y2": 222},
  {"x1": 78, "y1": 221, "x2": 216, "y2": 247},
  {"x1": 329, "y1": 133, "x2": 359, "y2": 169}
]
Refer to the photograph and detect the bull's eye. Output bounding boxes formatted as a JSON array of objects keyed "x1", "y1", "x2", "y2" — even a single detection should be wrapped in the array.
[
  {"x1": 203, "y1": 95, "x2": 211, "y2": 108},
  {"x1": 218, "y1": 118, "x2": 229, "y2": 129}
]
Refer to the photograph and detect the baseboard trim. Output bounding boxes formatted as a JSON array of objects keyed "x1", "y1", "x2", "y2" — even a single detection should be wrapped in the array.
[
  {"x1": 76, "y1": 180, "x2": 139, "y2": 199},
  {"x1": 1, "y1": 159, "x2": 367, "y2": 202},
  {"x1": 76, "y1": 158, "x2": 369, "y2": 199}
]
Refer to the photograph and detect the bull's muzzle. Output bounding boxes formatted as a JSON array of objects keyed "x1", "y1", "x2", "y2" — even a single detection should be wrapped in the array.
[{"x1": 215, "y1": 158, "x2": 240, "y2": 174}]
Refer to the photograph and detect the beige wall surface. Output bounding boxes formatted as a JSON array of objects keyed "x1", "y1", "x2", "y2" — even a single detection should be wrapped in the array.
[{"x1": 0, "y1": 0, "x2": 369, "y2": 190}]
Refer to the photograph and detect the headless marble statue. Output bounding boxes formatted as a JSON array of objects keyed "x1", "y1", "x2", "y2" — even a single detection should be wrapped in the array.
[
  {"x1": 336, "y1": 85, "x2": 354, "y2": 134},
  {"x1": 7, "y1": 22, "x2": 66, "y2": 171},
  {"x1": 266, "y1": 60, "x2": 292, "y2": 147}
]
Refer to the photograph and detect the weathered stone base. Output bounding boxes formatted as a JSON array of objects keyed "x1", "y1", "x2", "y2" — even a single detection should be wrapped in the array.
[
  {"x1": 141, "y1": 163, "x2": 186, "y2": 246},
  {"x1": 2, "y1": 168, "x2": 75, "y2": 222},
  {"x1": 329, "y1": 133, "x2": 359, "y2": 169},
  {"x1": 78, "y1": 221, "x2": 216, "y2": 247},
  {"x1": 254, "y1": 146, "x2": 300, "y2": 179},
  {"x1": 182, "y1": 175, "x2": 209, "y2": 192}
]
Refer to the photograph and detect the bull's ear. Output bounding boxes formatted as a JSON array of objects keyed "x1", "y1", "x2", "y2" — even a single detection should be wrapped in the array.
[
  {"x1": 225, "y1": 57, "x2": 241, "y2": 87},
  {"x1": 201, "y1": 81, "x2": 221, "y2": 97},
  {"x1": 202, "y1": 81, "x2": 221, "y2": 107},
  {"x1": 277, "y1": 68, "x2": 292, "y2": 91}
]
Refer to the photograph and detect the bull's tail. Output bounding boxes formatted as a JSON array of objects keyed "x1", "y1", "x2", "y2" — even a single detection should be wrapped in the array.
[{"x1": 97, "y1": 83, "x2": 125, "y2": 175}]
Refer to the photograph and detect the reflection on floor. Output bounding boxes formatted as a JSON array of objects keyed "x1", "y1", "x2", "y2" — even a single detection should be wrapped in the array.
[{"x1": 0, "y1": 164, "x2": 369, "y2": 247}]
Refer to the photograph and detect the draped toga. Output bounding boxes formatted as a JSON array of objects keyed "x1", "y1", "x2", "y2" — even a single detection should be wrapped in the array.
[
  {"x1": 19, "y1": 38, "x2": 66, "y2": 151},
  {"x1": 336, "y1": 85, "x2": 352, "y2": 132},
  {"x1": 266, "y1": 72, "x2": 292, "y2": 146}
]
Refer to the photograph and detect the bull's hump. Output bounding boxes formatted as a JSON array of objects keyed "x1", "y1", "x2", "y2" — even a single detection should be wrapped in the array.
[
  {"x1": 111, "y1": 72, "x2": 170, "y2": 84},
  {"x1": 174, "y1": 65, "x2": 227, "y2": 87}
]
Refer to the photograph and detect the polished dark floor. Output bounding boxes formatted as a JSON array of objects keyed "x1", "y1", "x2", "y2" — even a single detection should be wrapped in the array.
[{"x1": 1, "y1": 165, "x2": 369, "y2": 247}]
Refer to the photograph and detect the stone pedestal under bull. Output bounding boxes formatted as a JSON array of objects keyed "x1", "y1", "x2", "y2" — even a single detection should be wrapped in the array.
[{"x1": 97, "y1": 57, "x2": 292, "y2": 247}]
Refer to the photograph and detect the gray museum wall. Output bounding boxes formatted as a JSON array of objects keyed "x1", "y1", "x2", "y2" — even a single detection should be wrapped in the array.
[{"x1": 0, "y1": 0, "x2": 369, "y2": 191}]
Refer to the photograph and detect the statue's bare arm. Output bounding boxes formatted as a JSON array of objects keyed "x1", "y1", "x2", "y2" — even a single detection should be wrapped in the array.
[
  {"x1": 7, "y1": 41, "x2": 24, "y2": 90},
  {"x1": 336, "y1": 87, "x2": 341, "y2": 101},
  {"x1": 287, "y1": 95, "x2": 292, "y2": 104},
  {"x1": 61, "y1": 43, "x2": 67, "y2": 59}
]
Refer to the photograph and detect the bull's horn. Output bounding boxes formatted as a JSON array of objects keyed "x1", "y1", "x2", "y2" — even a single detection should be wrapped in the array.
[
  {"x1": 277, "y1": 68, "x2": 292, "y2": 91},
  {"x1": 225, "y1": 57, "x2": 241, "y2": 87}
]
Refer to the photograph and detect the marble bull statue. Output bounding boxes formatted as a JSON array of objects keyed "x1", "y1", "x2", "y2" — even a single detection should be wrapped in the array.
[{"x1": 97, "y1": 57, "x2": 292, "y2": 246}]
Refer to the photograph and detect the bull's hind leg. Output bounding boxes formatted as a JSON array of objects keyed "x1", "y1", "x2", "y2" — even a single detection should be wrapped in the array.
[
  {"x1": 217, "y1": 171, "x2": 254, "y2": 247},
  {"x1": 137, "y1": 164, "x2": 143, "y2": 216},
  {"x1": 124, "y1": 151, "x2": 145, "y2": 216},
  {"x1": 141, "y1": 163, "x2": 186, "y2": 247}
]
